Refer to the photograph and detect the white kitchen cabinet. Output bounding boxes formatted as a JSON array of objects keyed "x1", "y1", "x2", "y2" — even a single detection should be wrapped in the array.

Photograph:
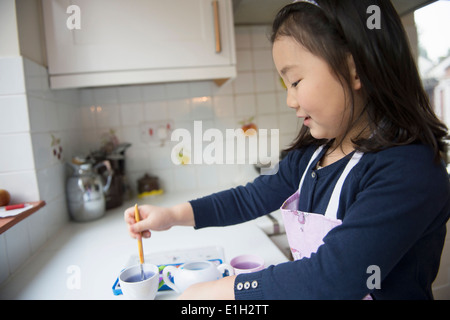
[{"x1": 42, "y1": 0, "x2": 236, "y2": 89}]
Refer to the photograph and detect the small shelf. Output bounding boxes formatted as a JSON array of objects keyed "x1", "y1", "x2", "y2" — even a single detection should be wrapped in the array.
[{"x1": 0, "y1": 201, "x2": 46, "y2": 234}]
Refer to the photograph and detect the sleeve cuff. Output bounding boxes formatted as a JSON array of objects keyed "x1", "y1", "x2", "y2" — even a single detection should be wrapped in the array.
[{"x1": 234, "y1": 271, "x2": 265, "y2": 300}]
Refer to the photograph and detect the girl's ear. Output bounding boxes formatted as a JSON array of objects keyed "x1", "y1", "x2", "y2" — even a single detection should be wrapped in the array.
[{"x1": 347, "y1": 55, "x2": 361, "y2": 91}]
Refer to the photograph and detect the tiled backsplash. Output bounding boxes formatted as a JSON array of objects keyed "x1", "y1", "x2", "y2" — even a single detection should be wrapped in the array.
[
  {"x1": 0, "y1": 25, "x2": 299, "y2": 284},
  {"x1": 79, "y1": 25, "x2": 299, "y2": 193}
]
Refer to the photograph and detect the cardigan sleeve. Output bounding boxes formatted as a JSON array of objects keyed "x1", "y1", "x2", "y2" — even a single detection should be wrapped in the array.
[{"x1": 189, "y1": 147, "x2": 310, "y2": 228}]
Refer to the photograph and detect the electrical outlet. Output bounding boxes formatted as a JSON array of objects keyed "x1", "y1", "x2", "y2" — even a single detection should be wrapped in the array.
[{"x1": 140, "y1": 121, "x2": 174, "y2": 146}]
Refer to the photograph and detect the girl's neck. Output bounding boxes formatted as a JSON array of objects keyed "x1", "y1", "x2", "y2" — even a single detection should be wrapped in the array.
[
  {"x1": 320, "y1": 119, "x2": 370, "y2": 168},
  {"x1": 319, "y1": 142, "x2": 354, "y2": 168}
]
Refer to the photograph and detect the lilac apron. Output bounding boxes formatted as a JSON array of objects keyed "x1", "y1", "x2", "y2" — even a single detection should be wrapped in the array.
[{"x1": 281, "y1": 146, "x2": 370, "y2": 299}]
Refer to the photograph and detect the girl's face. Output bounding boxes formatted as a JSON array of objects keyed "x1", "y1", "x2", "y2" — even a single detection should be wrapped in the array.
[{"x1": 273, "y1": 36, "x2": 363, "y2": 144}]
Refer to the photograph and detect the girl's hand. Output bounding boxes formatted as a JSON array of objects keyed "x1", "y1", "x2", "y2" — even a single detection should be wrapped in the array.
[
  {"x1": 124, "y1": 205, "x2": 174, "y2": 239},
  {"x1": 177, "y1": 276, "x2": 237, "y2": 300},
  {"x1": 124, "y1": 202, "x2": 195, "y2": 239}
]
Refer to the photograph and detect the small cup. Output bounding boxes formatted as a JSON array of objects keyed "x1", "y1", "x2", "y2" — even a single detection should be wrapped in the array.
[
  {"x1": 230, "y1": 254, "x2": 265, "y2": 275},
  {"x1": 119, "y1": 263, "x2": 160, "y2": 300}
]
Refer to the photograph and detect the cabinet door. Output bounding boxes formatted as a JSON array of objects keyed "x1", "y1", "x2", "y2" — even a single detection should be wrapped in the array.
[{"x1": 43, "y1": 0, "x2": 234, "y2": 75}]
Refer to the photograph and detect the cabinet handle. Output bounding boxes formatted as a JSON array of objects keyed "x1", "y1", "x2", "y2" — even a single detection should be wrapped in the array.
[{"x1": 212, "y1": 0, "x2": 222, "y2": 53}]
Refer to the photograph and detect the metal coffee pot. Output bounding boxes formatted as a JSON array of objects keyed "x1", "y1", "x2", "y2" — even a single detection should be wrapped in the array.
[{"x1": 66, "y1": 157, "x2": 113, "y2": 222}]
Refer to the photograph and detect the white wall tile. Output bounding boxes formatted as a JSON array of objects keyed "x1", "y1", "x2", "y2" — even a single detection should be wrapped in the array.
[
  {"x1": 0, "y1": 133, "x2": 34, "y2": 172},
  {"x1": 0, "y1": 171, "x2": 39, "y2": 203},
  {"x1": 235, "y1": 26, "x2": 252, "y2": 50},
  {"x1": 165, "y1": 83, "x2": 190, "y2": 100},
  {"x1": 279, "y1": 113, "x2": 302, "y2": 136},
  {"x1": 0, "y1": 57, "x2": 25, "y2": 95},
  {"x1": 3, "y1": 219, "x2": 32, "y2": 274},
  {"x1": 79, "y1": 89, "x2": 95, "y2": 106},
  {"x1": 250, "y1": 25, "x2": 272, "y2": 49},
  {"x1": 25, "y1": 206, "x2": 48, "y2": 254},
  {"x1": 44, "y1": 196, "x2": 69, "y2": 239},
  {"x1": 0, "y1": 94, "x2": 29, "y2": 133},
  {"x1": 120, "y1": 102, "x2": 144, "y2": 126},
  {"x1": 277, "y1": 91, "x2": 288, "y2": 112},
  {"x1": 233, "y1": 72, "x2": 255, "y2": 94},
  {"x1": 235, "y1": 94, "x2": 256, "y2": 118},
  {"x1": 59, "y1": 102, "x2": 81, "y2": 131},
  {"x1": 95, "y1": 104, "x2": 120, "y2": 128},
  {"x1": 142, "y1": 84, "x2": 167, "y2": 101},
  {"x1": 195, "y1": 165, "x2": 219, "y2": 188},
  {"x1": 93, "y1": 87, "x2": 118, "y2": 104},
  {"x1": 173, "y1": 165, "x2": 197, "y2": 191},
  {"x1": 0, "y1": 233, "x2": 9, "y2": 284},
  {"x1": 144, "y1": 101, "x2": 169, "y2": 122},
  {"x1": 168, "y1": 98, "x2": 191, "y2": 121},
  {"x1": 27, "y1": 96, "x2": 46, "y2": 132},
  {"x1": 191, "y1": 97, "x2": 214, "y2": 120},
  {"x1": 252, "y1": 49, "x2": 274, "y2": 71},
  {"x1": 31, "y1": 132, "x2": 53, "y2": 170},
  {"x1": 189, "y1": 81, "x2": 213, "y2": 98},
  {"x1": 80, "y1": 105, "x2": 97, "y2": 129},
  {"x1": 256, "y1": 93, "x2": 277, "y2": 115},
  {"x1": 118, "y1": 85, "x2": 142, "y2": 103},
  {"x1": 213, "y1": 96, "x2": 235, "y2": 118},
  {"x1": 255, "y1": 71, "x2": 276, "y2": 92},
  {"x1": 236, "y1": 50, "x2": 253, "y2": 72},
  {"x1": 36, "y1": 164, "x2": 65, "y2": 202}
]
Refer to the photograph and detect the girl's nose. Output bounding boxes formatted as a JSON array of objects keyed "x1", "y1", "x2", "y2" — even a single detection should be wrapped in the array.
[{"x1": 286, "y1": 89, "x2": 299, "y2": 110}]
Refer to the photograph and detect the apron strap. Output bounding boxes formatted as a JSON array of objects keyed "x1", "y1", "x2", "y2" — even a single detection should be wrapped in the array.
[
  {"x1": 297, "y1": 146, "x2": 364, "y2": 220},
  {"x1": 297, "y1": 146, "x2": 324, "y2": 191},
  {"x1": 324, "y1": 151, "x2": 364, "y2": 220}
]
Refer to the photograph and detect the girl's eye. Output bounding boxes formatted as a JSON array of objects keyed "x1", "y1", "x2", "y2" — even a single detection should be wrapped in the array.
[{"x1": 291, "y1": 80, "x2": 301, "y2": 88}]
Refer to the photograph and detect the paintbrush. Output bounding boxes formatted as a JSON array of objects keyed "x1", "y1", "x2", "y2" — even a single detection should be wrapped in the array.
[{"x1": 134, "y1": 204, "x2": 145, "y2": 281}]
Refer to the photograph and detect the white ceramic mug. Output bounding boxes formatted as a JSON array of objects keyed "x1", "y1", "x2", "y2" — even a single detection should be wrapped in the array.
[
  {"x1": 119, "y1": 263, "x2": 160, "y2": 300},
  {"x1": 162, "y1": 260, "x2": 234, "y2": 293}
]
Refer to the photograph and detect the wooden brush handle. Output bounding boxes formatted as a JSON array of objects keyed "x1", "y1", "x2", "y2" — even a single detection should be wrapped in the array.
[{"x1": 134, "y1": 204, "x2": 145, "y2": 264}]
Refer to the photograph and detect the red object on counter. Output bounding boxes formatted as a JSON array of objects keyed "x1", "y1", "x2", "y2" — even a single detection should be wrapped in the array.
[
  {"x1": 0, "y1": 201, "x2": 46, "y2": 234},
  {"x1": 3, "y1": 204, "x2": 25, "y2": 211}
]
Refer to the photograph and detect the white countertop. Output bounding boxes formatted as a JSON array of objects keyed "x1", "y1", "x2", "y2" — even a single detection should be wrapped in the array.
[{"x1": 0, "y1": 188, "x2": 288, "y2": 300}]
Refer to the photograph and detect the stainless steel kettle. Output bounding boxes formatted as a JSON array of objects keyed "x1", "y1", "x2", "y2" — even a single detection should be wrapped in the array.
[{"x1": 66, "y1": 157, "x2": 113, "y2": 222}]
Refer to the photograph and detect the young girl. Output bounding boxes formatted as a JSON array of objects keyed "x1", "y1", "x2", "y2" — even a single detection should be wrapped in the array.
[{"x1": 124, "y1": 0, "x2": 450, "y2": 299}]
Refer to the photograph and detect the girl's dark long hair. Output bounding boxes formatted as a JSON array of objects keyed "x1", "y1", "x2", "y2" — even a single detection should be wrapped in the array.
[{"x1": 272, "y1": 0, "x2": 448, "y2": 161}]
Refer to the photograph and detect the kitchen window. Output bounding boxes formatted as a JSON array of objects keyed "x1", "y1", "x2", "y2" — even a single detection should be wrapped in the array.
[{"x1": 415, "y1": 1, "x2": 450, "y2": 161}]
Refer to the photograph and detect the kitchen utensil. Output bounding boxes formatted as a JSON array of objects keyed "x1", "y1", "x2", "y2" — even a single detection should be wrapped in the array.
[
  {"x1": 162, "y1": 260, "x2": 234, "y2": 293},
  {"x1": 230, "y1": 254, "x2": 265, "y2": 275},
  {"x1": 92, "y1": 142, "x2": 132, "y2": 208},
  {"x1": 137, "y1": 173, "x2": 161, "y2": 195},
  {"x1": 134, "y1": 204, "x2": 145, "y2": 280},
  {"x1": 66, "y1": 157, "x2": 113, "y2": 222},
  {"x1": 99, "y1": 155, "x2": 123, "y2": 209},
  {"x1": 118, "y1": 263, "x2": 160, "y2": 300}
]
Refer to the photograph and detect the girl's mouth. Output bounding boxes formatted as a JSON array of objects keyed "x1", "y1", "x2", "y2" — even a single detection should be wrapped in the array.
[{"x1": 303, "y1": 116, "x2": 311, "y2": 126}]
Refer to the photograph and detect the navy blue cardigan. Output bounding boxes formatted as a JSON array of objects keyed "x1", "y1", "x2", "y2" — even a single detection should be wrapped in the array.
[{"x1": 190, "y1": 144, "x2": 450, "y2": 299}]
